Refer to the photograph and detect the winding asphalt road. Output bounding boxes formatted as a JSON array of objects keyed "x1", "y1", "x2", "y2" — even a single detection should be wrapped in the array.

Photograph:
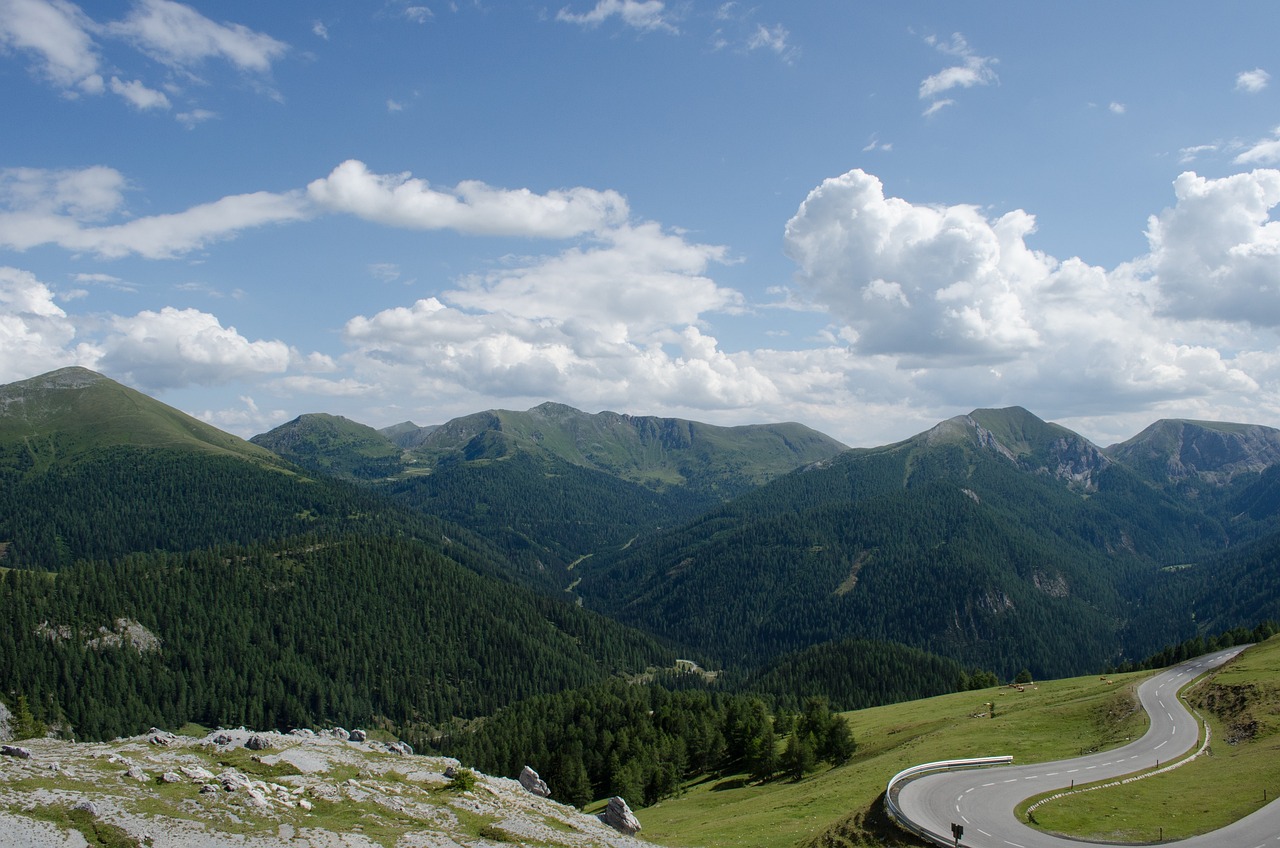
[{"x1": 894, "y1": 646, "x2": 1280, "y2": 848}]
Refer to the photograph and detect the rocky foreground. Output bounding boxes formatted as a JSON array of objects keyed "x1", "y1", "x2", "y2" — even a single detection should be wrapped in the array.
[{"x1": 0, "y1": 728, "x2": 651, "y2": 848}]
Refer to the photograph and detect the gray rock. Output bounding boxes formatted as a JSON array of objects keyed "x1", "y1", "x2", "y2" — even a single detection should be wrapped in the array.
[
  {"x1": 72, "y1": 800, "x2": 97, "y2": 818},
  {"x1": 211, "y1": 732, "x2": 233, "y2": 746},
  {"x1": 600, "y1": 796, "x2": 641, "y2": 835},
  {"x1": 244, "y1": 734, "x2": 271, "y2": 751},
  {"x1": 349, "y1": 729, "x2": 367, "y2": 742},
  {"x1": 443, "y1": 765, "x2": 458, "y2": 779},
  {"x1": 1, "y1": 744, "x2": 32, "y2": 759},
  {"x1": 518, "y1": 765, "x2": 550, "y2": 797},
  {"x1": 160, "y1": 771, "x2": 183, "y2": 784},
  {"x1": 126, "y1": 765, "x2": 147, "y2": 781},
  {"x1": 384, "y1": 740, "x2": 413, "y2": 756},
  {"x1": 0, "y1": 699, "x2": 11, "y2": 742},
  {"x1": 181, "y1": 765, "x2": 216, "y2": 782},
  {"x1": 148, "y1": 730, "x2": 176, "y2": 746},
  {"x1": 199, "y1": 783, "x2": 219, "y2": 794},
  {"x1": 330, "y1": 727, "x2": 350, "y2": 741}
]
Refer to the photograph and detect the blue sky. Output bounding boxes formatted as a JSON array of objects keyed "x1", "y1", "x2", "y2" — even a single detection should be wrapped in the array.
[{"x1": 1, "y1": 0, "x2": 1279, "y2": 447}]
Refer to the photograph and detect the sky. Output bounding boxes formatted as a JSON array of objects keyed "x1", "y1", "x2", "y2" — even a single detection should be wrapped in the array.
[{"x1": 1, "y1": 0, "x2": 1279, "y2": 448}]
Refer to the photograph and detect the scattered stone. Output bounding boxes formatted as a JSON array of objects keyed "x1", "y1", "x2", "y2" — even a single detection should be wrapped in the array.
[
  {"x1": 161, "y1": 771, "x2": 183, "y2": 784},
  {"x1": 330, "y1": 727, "x2": 350, "y2": 741},
  {"x1": 211, "y1": 732, "x2": 233, "y2": 746},
  {"x1": 181, "y1": 765, "x2": 216, "y2": 782},
  {"x1": 126, "y1": 765, "x2": 147, "y2": 782},
  {"x1": 518, "y1": 765, "x2": 550, "y2": 797},
  {"x1": 219, "y1": 770, "x2": 252, "y2": 792},
  {"x1": 200, "y1": 783, "x2": 219, "y2": 794},
  {"x1": 148, "y1": 729, "x2": 176, "y2": 746},
  {"x1": 72, "y1": 800, "x2": 97, "y2": 818},
  {"x1": 289, "y1": 728, "x2": 315, "y2": 738},
  {"x1": 384, "y1": 740, "x2": 413, "y2": 756},
  {"x1": 245, "y1": 734, "x2": 271, "y2": 751},
  {"x1": 298, "y1": 798, "x2": 313, "y2": 812},
  {"x1": 349, "y1": 729, "x2": 367, "y2": 742},
  {"x1": 600, "y1": 796, "x2": 641, "y2": 835},
  {"x1": 1, "y1": 744, "x2": 32, "y2": 759},
  {"x1": 443, "y1": 765, "x2": 458, "y2": 779}
]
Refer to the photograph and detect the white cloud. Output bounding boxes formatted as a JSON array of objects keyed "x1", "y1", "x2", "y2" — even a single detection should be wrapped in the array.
[
  {"x1": 97, "y1": 306, "x2": 292, "y2": 389},
  {"x1": 106, "y1": 0, "x2": 287, "y2": 73},
  {"x1": 307, "y1": 159, "x2": 629, "y2": 238},
  {"x1": 0, "y1": 0, "x2": 100, "y2": 91},
  {"x1": 109, "y1": 75, "x2": 171, "y2": 110},
  {"x1": 1109, "y1": 101, "x2": 1126, "y2": 115},
  {"x1": 919, "y1": 33, "x2": 997, "y2": 102},
  {"x1": 922, "y1": 99, "x2": 953, "y2": 118},
  {"x1": 556, "y1": 0, "x2": 676, "y2": 33},
  {"x1": 0, "y1": 165, "x2": 127, "y2": 220},
  {"x1": 311, "y1": 20, "x2": 329, "y2": 40},
  {"x1": 0, "y1": 266, "x2": 89, "y2": 381},
  {"x1": 195, "y1": 395, "x2": 289, "y2": 435},
  {"x1": 403, "y1": 6, "x2": 433, "y2": 24},
  {"x1": 784, "y1": 169, "x2": 1042, "y2": 360},
  {"x1": 335, "y1": 223, "x2": 760, "y2": 411},
  {"x1": 1141, "y1": 169, "x2": 1280, "y2": 324},
  {"x1": 0, "y1": 167, "x2": 310, "y2": 258},
  {"x1": 1237, "y1": 68, "x2": 1270, "y2": 93},
  {"x1": 780, "y1": 167, "x2": 1267, "y2": 424},
  {"x1": 386, "y1": 98, "x2": 404, "y2": 112},
  {"x1": 745, "y1": 23, "x2": 795, "y2": 62},
  {"x1": 1235, "y1": 127, "x2": 1280, "y2": 166},
  {"x1": 176, "y1": 108, "x2": 216, "y2": 128}
]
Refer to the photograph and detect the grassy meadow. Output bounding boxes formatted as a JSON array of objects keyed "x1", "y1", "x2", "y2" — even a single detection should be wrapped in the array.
[{"x1": 635, "y1": 667, "x2": 1151, "y2": 848}]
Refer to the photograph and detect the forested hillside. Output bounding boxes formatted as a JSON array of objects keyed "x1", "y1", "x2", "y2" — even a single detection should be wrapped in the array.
[
  {"x1": 575, "y1": 408, "x2": 1280, "y2": 676},
  {"x1": 0, "y1": 533, "x2": 674, "y2": 741}
]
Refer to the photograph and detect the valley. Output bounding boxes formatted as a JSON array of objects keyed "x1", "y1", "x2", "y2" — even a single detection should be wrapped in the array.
[{"x1": 4, "y1": 366, "x2": 1280, "y2": 846}]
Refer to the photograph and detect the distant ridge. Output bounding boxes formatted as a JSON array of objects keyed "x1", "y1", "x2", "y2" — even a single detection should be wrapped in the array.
[
  {"x1": 1107, "y1": 418, "x2": 1280, "y2": 483},
  {"x1": 0, "y1": 366, "x2": 283, "y2": 469}
]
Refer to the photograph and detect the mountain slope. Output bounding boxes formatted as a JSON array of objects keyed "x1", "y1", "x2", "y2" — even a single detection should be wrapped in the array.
[
  {"x1": 575, "y1": 407, "x2": 1239, "y2": 677},
  {"x1": 250, "y1": 413, "x2": 403, "y2": 481},
  {"x1": 391, "y1": 401, "x2": 847, "y2": 497},
  {"x1": 1107, "y1": 418, "x2": 1280, "y2": 484},
  {"x1": 0, "y1": 366, "x2": 284, "y2": 475}
]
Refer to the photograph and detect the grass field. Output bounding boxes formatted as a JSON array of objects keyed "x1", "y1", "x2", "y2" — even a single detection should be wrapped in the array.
[{"x1": 636, "y1": 668, "x2": 1151, "y2": 848}]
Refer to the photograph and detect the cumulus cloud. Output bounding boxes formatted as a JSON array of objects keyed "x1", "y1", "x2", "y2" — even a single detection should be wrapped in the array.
[
  {"x1": 1141, "y1": 169, "x2": 1280, "y2": 324},
  {"x1": 307, "y1": 159, "x2": 629, "y2": 238},
  {"x1": 0, "y1": 266, "x2": 90, "y2": 381},
  {"x1": 781, "y1": 167, "x2": 1266, "y2": 421},
  {"x1": 96, "y1": 306, "x2": 291, "y2": 389},
  {"x1": 556, "y1": 0, "x2": 676, "y2": 33},
  {"x1": 919, "y1": 33, "x2": 997, "y2": 109},
  {"x1": 1237, "y1": 68, "x2": 1270, "y2": 93},
  {"x1": 784, "y1": 169, "x2": 1041, "y2": 360},
  {"x1": 336, "y1": 222, "x2": 762, "y2": 410}
]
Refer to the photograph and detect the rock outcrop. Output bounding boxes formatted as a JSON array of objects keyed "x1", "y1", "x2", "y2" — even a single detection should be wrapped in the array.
[
  {"x1": 0, "y1": 729, "x2": 653, "y2": 847},
  {"x1": 601, "y1": 796, "x2": 642, "y2": 834},
  {"x1": 520, "y1": 764, "x2": 551, "y2": 797}
]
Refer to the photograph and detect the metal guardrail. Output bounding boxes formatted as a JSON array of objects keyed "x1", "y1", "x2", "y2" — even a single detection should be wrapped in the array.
[{"x1": 885, "y1": 756, "x2": 1013, "y2": 847}]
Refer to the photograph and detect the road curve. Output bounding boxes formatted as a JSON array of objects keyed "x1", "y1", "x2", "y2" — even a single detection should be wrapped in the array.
[{"x1": 893, "y1": 647, "x2": 1280, "y2": 848}]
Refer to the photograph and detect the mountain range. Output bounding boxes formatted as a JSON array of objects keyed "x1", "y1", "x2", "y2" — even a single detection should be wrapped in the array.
[{"x1": 4, "y1": 366, "x2": 1280, "y2": 742}]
